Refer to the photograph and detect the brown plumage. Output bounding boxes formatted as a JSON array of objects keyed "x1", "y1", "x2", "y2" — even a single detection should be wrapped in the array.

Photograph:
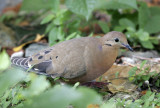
[{"x1": 11, "y1": 31, "x2": 133, "y2": 83}]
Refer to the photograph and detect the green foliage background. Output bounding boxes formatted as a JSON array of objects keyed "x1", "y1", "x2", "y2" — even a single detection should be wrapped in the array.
[{"x1": 0, "y1": 0, "x2": 160, "y2": 108}]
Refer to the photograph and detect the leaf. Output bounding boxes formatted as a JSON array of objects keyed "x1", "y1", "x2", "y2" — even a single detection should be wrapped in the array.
[
  {"x1": 45, "y1": 23, "x2": 55, "y2": 34},
  {"x1": 66, "y1": 32, "x2": 77, "y2": 40},
  {"x1": 72, "y1": 87, "x2": 102, "y2": 108},
  {"x1": 119, "y1": 18, "x2": 135, "y2": 29},
  {"x1": 140, "y1": 41, "x2": 154, "y2": 49},
  {"x1": 118, "y1": 0, "x2": 138, "y2": 9},
  {"x1": 22, "y1": 76, "x2": 50, "y2": 97},
  {"x1": 114, "y1": 26, "x2": 126, "y2": 32},
  {"x1": 98, "y1": 21, "x2": 109, "y2": 33},
  {"x1": 143, "y1": 15, "x2": 160, "y2": 33},
  {"x1": 49, "y1": 27, "x2": 65, "y2": 46},
  {"x1": 34, "y1": 34, "x2": 45, "y2": 42},
  {"x1": 65, "y1": 0, "x2": 97, "y2": 20},
  {"x1": 53, "y1": 9, "x2": 72, "y2": 25},
  {"x1": 23, "y1": 85, "x2": 102, "y2": 108},
  {"x1": 48, "y1": 27, "x2": 58, "y2": 46},
  {"x1": 103, "y1": 0, "x2": 137, "y2": 10},
  {"x1": 155, "y1": 80, "x2": 160, "y2": 87},
  {"x1": 21, "y1": 0, "x2": 59, "y2": 12},
  {"x1": 0, "y1": 68, "x2": 26, "y2": 96},
  {"x1": 0, "y1": 50, "x2": 10, "y2": 71},
  {"x1": 128, "y1": 67, "x2": 137, "y2": 77},
  {"x1": 140, "y1": 60, "x2": 147, "y2": 70},
  {"x1": 138, "y1": 2, "x2": 150, "y2": 29},
  {"x1": 149, "y1": 6, "x2": 160, "y2": 16},
  {"x1": 40, "y1": 14, "x2": 55, "y2": 25},
  {"x1": 150, "y1": 39, "x2": 159, "y2": 45},
  {"x1": 138, "y1": 2, "x2": 160, "y2": 33},
  {"x1": 100, "y1": 102, "x2": 116, "y2": 108},
  {"x1": 136, "y1": 29, "x2": 149, "y2": 41},
  {"x1": 143, "y1": 92, "x2": 155, "y2": 107}
]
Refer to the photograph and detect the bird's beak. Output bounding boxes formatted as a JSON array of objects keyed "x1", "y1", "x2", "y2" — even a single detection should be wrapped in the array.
[{"x1": 122, "y1": 43, "x2": 133, "y2": 52}]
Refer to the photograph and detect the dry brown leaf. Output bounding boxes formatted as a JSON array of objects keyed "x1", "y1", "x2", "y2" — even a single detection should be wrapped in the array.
[
  {"x1": 96, "y1": 64, "x2": 136, "y2": 81},
  {"x1": 18, "y1": 21, "x2": 30, "y2": 26},
  {"x1": 107, "y1": 78, "x2": 137, "y2": 93},
  {"x1": 2, "y1": 3, "x2": 21, "y2": 13},
  {"x1": 34, "y1": 34, "x2": 45, "y2": 42},
  {"x1": 95, "y1": 64, "x2": 138, "y2": 93},
  {"x1": 141, "y1": 90, "x2": 147, "y2": 95}
]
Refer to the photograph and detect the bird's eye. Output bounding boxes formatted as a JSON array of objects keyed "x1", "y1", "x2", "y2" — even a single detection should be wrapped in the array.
[{"x1": 114, "y1": 38, "x2": 119, "y2": 42}]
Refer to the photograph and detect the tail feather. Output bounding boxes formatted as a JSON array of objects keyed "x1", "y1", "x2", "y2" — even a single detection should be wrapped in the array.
[
  {"x1": 11, "y1": 57, "x2": 29, "y2": 69},
  {"x1": 11, "y1": 57, "x2": 51, "y2": 76}
]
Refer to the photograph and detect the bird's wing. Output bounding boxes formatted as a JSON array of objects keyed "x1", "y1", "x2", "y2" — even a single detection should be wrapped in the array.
[{"x1": 11, "y1": 37, "x2": 99, "y2": 79}]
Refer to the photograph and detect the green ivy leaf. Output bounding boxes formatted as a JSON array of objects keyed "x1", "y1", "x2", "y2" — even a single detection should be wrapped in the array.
[
  {"x1": 150, "y1": 39, "x2": 159, "y2": 45},
  {"x1": 114, "y1": 26, "x2": 126, "y2": 32},
  {"x1": 0, "y1": 68, "x2": 26, "y2": 96},
  {"x1": 66, "y1": 32, "x2": 77, "y2": 40},
  {"x1": 41, "y1": 14, "x2": 55, "y2": 25},
  {"x1": 136, "y1": 29, "x2": 149, "y2": 41},
  {"x1": 49, "y1": 27, "x2": 65, "y2": 46},
  {"x1": 119, "y1": 18, "x2": 135, "y2": 29},
  {"x1": 128, "y1": 67, "x2": 137, "y2": 77},
  {"x1": 104, "y1": 0, "x2": 138, "y2": 10},
  {"x1": 138, "y1": 2, "x2": 160, "y2": 33},
  {"x1": 149, "y1": 6, "x2": 160, "y2": 16},
  {"x1": 143, "y1": 15, "x2": 160, "y2": 33},
  {"x1": 72, "y1": 87, "x2": 102, "y2": 108},
  {"x1": 21, "y1": 0, "x2": 59, "y2": 12},
  {"x1": 48, "y1": 27, "x2": 58, "y2": 46},
  {"x1": 138, "y1": 2, "x2": 150, "y2": 29},
  {"x1": 100, "y1": 99, "x2": 116, "y2": 108},
  {"x1": 119, "y1": 0, "x2": 138, "y2": 9},
  {"x1": 23, "y1": 85, "x2": 102, "y2": 108},
  {"x1": 140, "y1": 40, "x2": 154, "y2": 49},
  {"x1": 53, "y1": 9, "x2": 71, "y2": 25},
  {"x1": 155, "y1": 80, "x2": 160, "y2": 87},
  {"x1": 140, "y1": 60, "x2": 147, "y2": 70},
  {"x1": 65, "y1": 0, "x2": 97, "y2": 20},
  {"x1": 98, "y1": 21, "x2": 109, "y2": 33},
  {"x1": 0, "y1": 50, "x2": 10, "y2": 71},
  {"x1": 45, "y1": 23, "x2": 55, "y2": 34},
  {"x1": 22, "y1": 76, "x2": 50, "y2": 97}
]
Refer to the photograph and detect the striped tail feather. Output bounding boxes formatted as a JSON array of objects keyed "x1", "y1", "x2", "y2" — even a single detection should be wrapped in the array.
[
  {"x1": 11, "y1": 57, "x2": 50, "y2": 76},
  {"x1": 11, "y1": 57, "x2": 30, "y2": 70}
]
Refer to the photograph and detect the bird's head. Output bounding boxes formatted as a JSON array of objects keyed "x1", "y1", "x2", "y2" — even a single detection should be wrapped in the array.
[{"x1": 102, "y1": 31, "x2": 133, "y2": 51}]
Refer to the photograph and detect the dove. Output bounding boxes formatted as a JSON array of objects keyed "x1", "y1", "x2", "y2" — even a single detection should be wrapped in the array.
[{"x1": 11, "y1": 31, "x2": 133, "y2": 83}]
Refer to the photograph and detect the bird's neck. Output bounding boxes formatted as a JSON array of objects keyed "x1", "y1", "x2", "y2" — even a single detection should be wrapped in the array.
[{"x1": 102, "y1": 46, "x2": 118, "y2": 67}]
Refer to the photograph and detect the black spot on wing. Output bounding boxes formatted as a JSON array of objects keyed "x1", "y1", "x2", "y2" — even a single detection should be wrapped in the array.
[
  {"x1": 29, "y1": 58, "x2": 32, "y2": 62},
  {"x1": 35, "y1": 53, "x2": 40, "y2": 57},
  {"x1": 44, "y1": 50, "x2": 50, "y2": 54},
  {"x1": 38, "y1": 56, "x2": 43, "y2": 59},
  {"x1": 56, "y1": 56, "x2": 58, "y2": 59},
  {"x1": 50, "y1": 57, "x2": 52, "y2": 60}
]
